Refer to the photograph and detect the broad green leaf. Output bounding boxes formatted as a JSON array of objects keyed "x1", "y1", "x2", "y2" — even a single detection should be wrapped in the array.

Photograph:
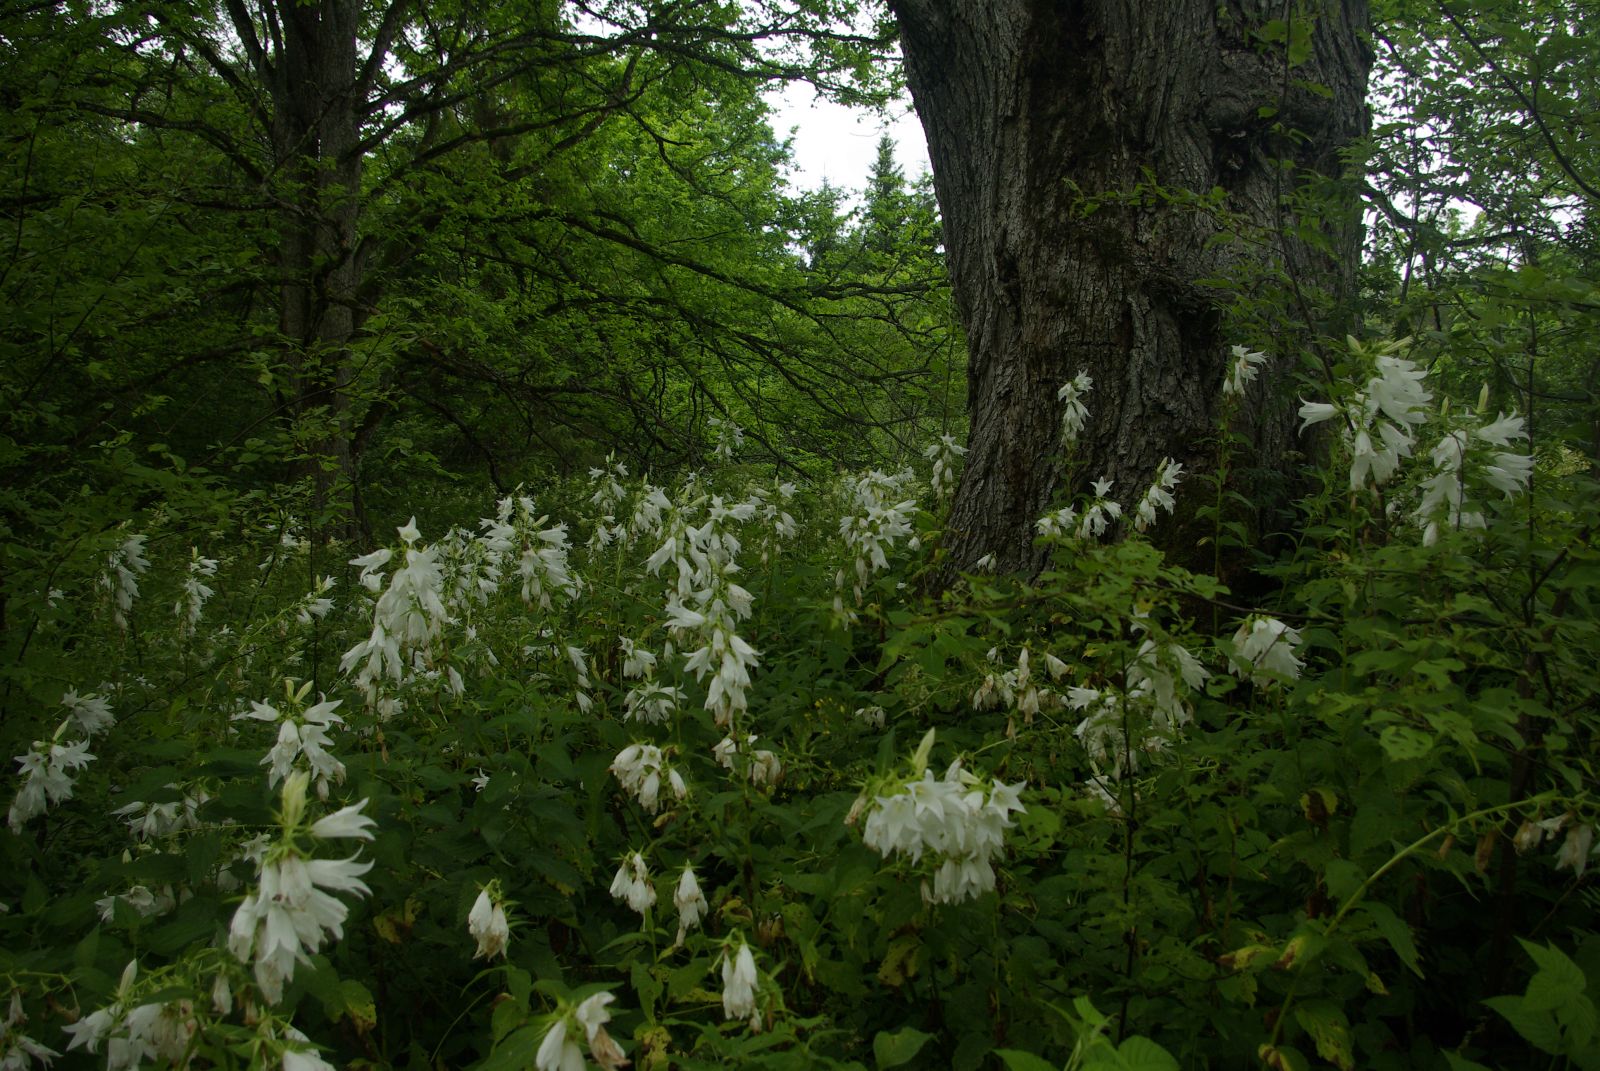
[
  {"x1": 993, "y1": 1050, "x2": 1059, "y2": 1071},
  {"x1": 1294, "y1": 1001, "x2": 1355, "y2": 1071},
  {"x1": 1378, "y1": 725, "x2": 1435, "y2": 760},
  {"x1": 874, "y1": 1027, "x2": 933, "y2": 1069}
]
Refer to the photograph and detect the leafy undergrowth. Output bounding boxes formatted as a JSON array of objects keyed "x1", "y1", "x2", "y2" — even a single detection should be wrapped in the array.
[{"x1": 3, "y1": 343, "x2": 1599, "y2": 1071}]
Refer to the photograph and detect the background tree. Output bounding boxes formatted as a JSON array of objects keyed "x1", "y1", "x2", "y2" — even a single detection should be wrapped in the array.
[
  {"x1": 0, "y1": 0, "x2": 960, "y2": 552},
  {"x1": 889, "y1": 0, "x2": 1373, "y2": 574}
]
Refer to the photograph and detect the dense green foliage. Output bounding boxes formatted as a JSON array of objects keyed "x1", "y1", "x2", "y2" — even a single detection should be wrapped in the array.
[{"x1": 3, "y1": 1, "x2": 1600, "y2": 1070}]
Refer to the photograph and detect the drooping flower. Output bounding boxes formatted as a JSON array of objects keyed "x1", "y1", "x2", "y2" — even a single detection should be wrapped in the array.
[
  {"x1": 1555, "y1": 823, "x2": 1595, "y2": 878},
  {"x1": 855, "y1": 735, "x2": 1027, "y2": 905},
  {"x1": 8, "y1": 735, "x2": 96, "y2": 832},
  {"x1": 101, "y1": 532, "x2": 150, "y2": 630},
  {"x1": 1222, "y1": 345, "x2": 1268, "y2": 398},
  {"x1": 674, "y1": 865, "x2": 708, "y2": 946},
  {"x1": 535, "y1": 1015, "x2": 582, "y2": 1071},
  {"x1": 924, "y1": 434, "x2": 968, "y2": 500},
  {"x1": 1132, "y1": 458, "x2": 1183, "y2": 533},
  {"x1": 468, "y1": 886, "x2": 510, "y2": 961},
  {"x1": 713, "y1": 735, "x2": 781, "y2": 786},
  {"x1": 608, "y1": 852, "x2": 655, "y2": 916},
  {"x1": 610, "y1": 744, "x2": 687, "y2": 814},
  {"x1": 1058, "y1": 372, "x2": 1093, "y2": 445},
  {"x1": 720, "y1": 938, "x2": 761, "y2": 1030},
  {"x1": 58, "y1": 689, "x2": 113, "y2": 738},
  {"x1": 226, "y1": 773, "x2": 375, "y2": 1003},
  {"x1": 1228, "y1": 616, "x2": 1304, "y2": 687},
  {"x1": 174, "y1": 547, "x2": 219, "y2": 634},
  {"x1": 535, "y1": 991, "x2": 625, "y2": 1071}
]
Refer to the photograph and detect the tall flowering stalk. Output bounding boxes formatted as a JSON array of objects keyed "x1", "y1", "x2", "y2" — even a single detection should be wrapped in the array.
[
  {"x1": 8, "y1": 689, "x2": 116, "y2": 831},
  {"x1": 1058, "y1": 372, "x2": 1092, "y2": 446},
  {"x1": 100, "y1": 531, "x2": 150, "y2": 631},
  {"x1": 233, "y1": 679, "x2": 347, "y2": 799},
  {"x1": 648, "y1": 491, "x2": 762, "y2": 730},
  {"x1": 924, "y1": 434, "x2": 967, "y2": 503},
  {"x1": 1298, "y1": 337, "x2": 1432, "y2": 491},
  {"x1": 1412, "y1": 405, "x2": 1533, "y2": 545},
  {"x1": 174, "y1": 547, "x2": 219, "y2": 636},
  {"x1": 227, "y1": 772, "x2": 376, "y2": 1004},
  {"x1": 339, "y1": 518, "x2": 454, "y2": 708},
  {"x1": 835, "y1": 468, "x2": 918, "y2": 623}
]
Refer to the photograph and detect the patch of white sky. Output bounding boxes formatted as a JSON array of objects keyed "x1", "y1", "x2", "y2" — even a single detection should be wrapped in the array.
[
  {"x1": 564, "y1": 1, "x2": 929, "y2": 204},
  {"x1": 763, "y1": 81, "x2": 931, "y2": 202}
]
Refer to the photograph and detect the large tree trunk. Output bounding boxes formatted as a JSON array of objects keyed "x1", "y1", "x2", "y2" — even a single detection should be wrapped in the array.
[
  {"x1": 890, "y1": 0, "x2": 1371, "y2": 575},
  {"x1": 231, "y1": 0, "x2": 368, "y2": 538}
]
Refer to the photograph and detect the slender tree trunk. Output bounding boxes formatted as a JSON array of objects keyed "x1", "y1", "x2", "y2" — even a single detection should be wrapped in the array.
[{"x1": 890, "y1": 0, "x2": 1371, "y2": 575}]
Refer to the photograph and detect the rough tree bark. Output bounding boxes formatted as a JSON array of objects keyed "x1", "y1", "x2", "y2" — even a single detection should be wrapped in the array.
[
  {"x1": 889, "y1": 0, "x2": 1372, "y2": 575},
  {"x1": 225, "y1": 0, "x2": 373, "y2": 538}
]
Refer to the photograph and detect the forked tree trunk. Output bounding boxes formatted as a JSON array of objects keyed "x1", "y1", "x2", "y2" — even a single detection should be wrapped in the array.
[{"x1": 890, "y1": 0, "x2": 1371, "y2": 575}]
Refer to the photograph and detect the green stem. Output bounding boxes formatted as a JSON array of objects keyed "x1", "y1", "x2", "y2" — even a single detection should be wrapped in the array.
[{"x1": 1266, "y1": 791, "x2": 1560, "y2": 1052}]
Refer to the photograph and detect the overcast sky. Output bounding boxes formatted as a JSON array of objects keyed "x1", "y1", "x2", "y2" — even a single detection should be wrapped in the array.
[{"x1": 763, "y1": 81, "x2": 931, "y2": 197}]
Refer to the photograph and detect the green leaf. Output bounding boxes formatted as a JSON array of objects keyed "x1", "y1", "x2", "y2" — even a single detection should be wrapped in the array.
[
  {"x1": 1485, "y1": 995, "x2": 1562, "y2": 1054},
  {"x1": 477, "y1": 1023, "x2": 545, "y2": 1071},
  {"x1": 1362, "y1": 902, "x2": 1423, "y2": 977},
  {"x1": 993, "y1": 1050, "x2": 1059, "y2": 1071},
  {"x1": 1377, "y1": 725, "x2": 1435, "y2": 760},
  {"x1": 874, "y1": 1027, "x2": 933, "y2": 1069},
  {"x1": 1441, "y1": 1055, "x2": 1493, "y2": 1071},
  {"x1": 1112, "y1": 1035, "x2": 1180, "y2": 1070},
  {"x1": 1294, "y1": 1001, "x2": 1355, "y2": 1071}
]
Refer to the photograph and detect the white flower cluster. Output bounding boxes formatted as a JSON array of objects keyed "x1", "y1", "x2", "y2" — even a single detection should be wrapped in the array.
[
  {"x1": 835, "y1": 468, "x2": 918, "y2": 621},
  {"x1": 1413, "y1": 410, "x2": 1533, "y2": 546},
  {"x1": 227, "y1": 773, "x2": 376, "y2": 1004},
  {"x1": 1228, "y1": 616, "x2": 1304, "y2": 687},
  {"x1": 1298, "y1": 339, "x2": 1432, "y2": 490},
  {"x1": 95, "y1": 884, "x2": 176, "y2": 923},
  {"x1": 588, "y1": 454, "x2": 630, "y2": 542},
  {"x1": 1222, "y1": 345, "x2": 1268, "y2": 399},
  {"x1": 924, "y1": 434, "x2": 967, "y2": 501},
  {"x1": 62, "y1": 688, "x2": 115, "y2": 735},
  {"x1": 1037, "y1": 478, "x2": 1125, "y2": 544},
  {"x1": 340, "y1": 518, "x2": 454, "y2": 706},
  {"x1": 609, "y1": 851, "x2": 656, "y2": 916},
  {"x1": 1, "y1": 987, "x2": 59, "y2": 1069},
  {"x1": 61, "y1": 961, "x2": 197, "y2": 1071},
  {"x1": 622, "y1": 678, "x2": 685, "y2": 726},
  {"x1": 972, "y1": 646, "x2": 1070, "y2": 724},
  {"x1": 468, "y1": 885, "x2": 511, "y2": 960},
  {"x1": 649, "y1": 494, "x2": 762, "y2": 728},
  {"x1": 856, "y1": 733, "x2": 1027, "y2": 904},
  {"x1": 708, "y1": 415, "x2": 745, "y2": 462},
  {"x1": 609, "y1": 743, "x2": 687, "y2": 813},
  {"x1": 293, "y1": 576, "x2": 336, "y2": 624},
  {"x1": 713, "y1": 733, "x2": 782, "y2": 786},
  {"x1": 233, "y1": 682, "x2": 347, "y2": 799},
  {"x1": 1059, "y1": 372, "x2": 1093, "y2": 446},
  {"x1": 1514, "y1": 813, "x2": 1600, "y2": 878},
  {"x1": 536, "y1": 991, "x2": 626, "y2": 1071},
  {"x1": 1068, "y1": 634, "x2": 1208, "y2": 811},
  {"x1": 100, "y1": 531, "x2": 150, "y2": 631},
  {"x1": 1132, "y1": 458, "x2": 1183, "y2": 533},
  {"x1": 482, "y1": 493, "x2": 580, "y2": 612},
  {"x1": 111, "y1": 782, "x2": 208, "y2": 842},
  {"x1": 8, "y1": 688, "x2": 115, "y2": 831},
  {"x1": 746, "y1": 479, "x2": 798, "y2": 565},
  {"x1": 174, "y1": 547, "x2": 219, "y2": 635}
]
